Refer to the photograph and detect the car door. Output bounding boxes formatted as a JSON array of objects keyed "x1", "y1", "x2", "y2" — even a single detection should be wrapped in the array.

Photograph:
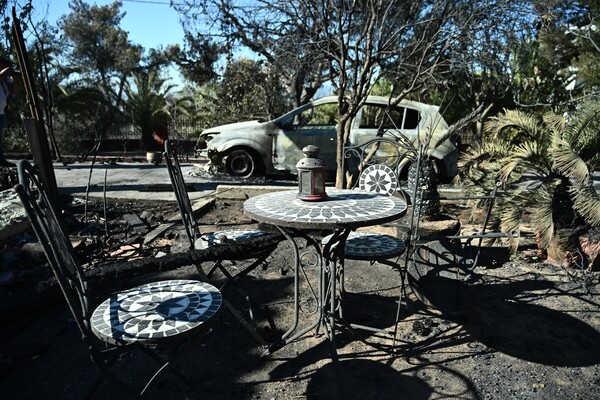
[{"x1": 272, "y1": 102, "x2": 338, "y2": 174}]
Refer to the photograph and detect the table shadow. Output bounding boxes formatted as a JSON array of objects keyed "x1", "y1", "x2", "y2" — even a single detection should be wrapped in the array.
[{"x1": 306, "y1": 359, "x2": 432, "y2": 399}]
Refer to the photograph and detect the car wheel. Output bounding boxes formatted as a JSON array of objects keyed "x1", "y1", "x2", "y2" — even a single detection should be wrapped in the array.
[{"x1": 225, "y1": 148, "x2": 258, "y2": 178}]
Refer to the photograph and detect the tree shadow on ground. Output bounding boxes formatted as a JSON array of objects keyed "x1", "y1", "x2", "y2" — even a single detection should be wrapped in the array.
[{"x1": 410, "y1": 240, "x2": 600, "y2": 366}]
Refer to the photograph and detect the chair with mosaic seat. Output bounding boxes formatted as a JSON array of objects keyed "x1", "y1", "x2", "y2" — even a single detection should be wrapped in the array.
[
  {"x1": 14, "y1": 160, "x2": 222, "y2": 399},
  {"x1": 164, "y1": 139, "x2": 276, "y2": 345},
  {"x1": 322, "y1": 163, "x2": 408, "y2": 344}
]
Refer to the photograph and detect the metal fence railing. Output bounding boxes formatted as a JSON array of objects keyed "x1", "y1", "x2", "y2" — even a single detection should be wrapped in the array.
[{"x1": 99, "y1": 115, "x2": 204, "y2": 141}]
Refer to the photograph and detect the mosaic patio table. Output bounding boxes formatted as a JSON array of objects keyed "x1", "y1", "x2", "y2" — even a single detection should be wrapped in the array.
[{"x1": 243, "y1": 188, "x2": 407, "y2": 352}]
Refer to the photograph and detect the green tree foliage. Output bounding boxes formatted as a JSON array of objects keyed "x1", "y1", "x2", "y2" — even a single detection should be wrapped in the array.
[
  {"x1": 178, "y1": 0, "x2": 533, "y2": 187},
  {"x1": 186, "y1": 58, "x2": 289, "y2": 138},
  {"x1": 509, "y1": 1, "x2": 600, "y2": 108},
  {"x1": 214, "y1": 58, "x2": 288, "y2": 122},
  {"x1": 174, "y1": 33, "x2": 220, "y2": 86},
  {"x1": 59, "y1": 0, "x2": 141, "y2": 107},
  {"x1": 52, "y1": 84, "x2": 119, "y2": 155},
  {"x1": 426, "y1": 2, "x2": 536, "y2": 144},
  {"x1": 1, "y1": 0, "x2": 33, "y2": 52},
  {"x1": 552, "y1": 0, "x2": 600, "y2": 92}
]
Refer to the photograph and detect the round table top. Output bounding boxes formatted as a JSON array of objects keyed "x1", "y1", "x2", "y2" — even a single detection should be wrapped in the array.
[
  {"x1": 91, "y1": 279, "x2": 222, "y2": 344},
  {"x1": 243, "y1": 188, "x2": 407, "y2": 230}
]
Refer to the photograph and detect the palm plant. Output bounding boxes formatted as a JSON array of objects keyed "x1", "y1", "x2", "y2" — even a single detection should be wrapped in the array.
[
  {"x1": 51, "y1": 84, "x2": 117, "y2": 156},
  {"x1": 123, "y1": 71, "x2": 191, "y2": 151},
  {"x1": 457, "y1": 100, "x2": 600, "y2": 255}
]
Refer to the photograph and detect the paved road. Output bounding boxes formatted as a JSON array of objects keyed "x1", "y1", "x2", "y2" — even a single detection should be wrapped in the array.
[
  {"x1": 52, "y1": 161, "x2": 600, "y2": 202},
  {"x1": 53, "y1": 161, "x2": 296, "y2": 201}
]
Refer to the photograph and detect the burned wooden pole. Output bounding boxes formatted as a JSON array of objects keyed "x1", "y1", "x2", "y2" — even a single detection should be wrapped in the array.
[{"x1": 11, "y1": 8, "x2": 60, "y2": 210}]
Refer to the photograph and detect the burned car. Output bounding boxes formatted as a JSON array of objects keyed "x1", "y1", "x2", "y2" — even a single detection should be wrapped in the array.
[{"x1": 198, "y1": 96, "x2": 459, "y2": 180}]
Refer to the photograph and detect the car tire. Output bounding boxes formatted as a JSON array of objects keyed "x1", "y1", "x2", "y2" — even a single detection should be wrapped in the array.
[{"x1": 224, "y1": 148, "x2": 258, "y2": 178}]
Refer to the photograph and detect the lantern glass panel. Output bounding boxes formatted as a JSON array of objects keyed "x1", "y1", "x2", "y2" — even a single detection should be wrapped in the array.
[
  {"x1": 314, "y1": 172, "x2": 324, "y2": 194},
  {"x1": 300, "y1": 171, "x2": 312, "y2": 193}
]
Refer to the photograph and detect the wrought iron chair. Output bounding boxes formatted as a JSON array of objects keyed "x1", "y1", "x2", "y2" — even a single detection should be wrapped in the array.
[
  {"x1": 403, "y1": 144, "x2": 519, "y2": 308},
  {"x1": 322, "y1": 137, "x2": 414, "y2": 344},
  {"x1": 164, "y1": 139, "x2": 275, "y2": 345},
  {"x1": 340, "y1": 131, "x2": 518, "y2": 335},
  {"x1": 14, "y1": 160, "x2": 222, "y2": 399}
]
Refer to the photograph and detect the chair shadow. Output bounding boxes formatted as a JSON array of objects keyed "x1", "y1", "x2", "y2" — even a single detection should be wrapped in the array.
[{"x1": 409, "y1": 241, "x2": 600, "y2": 367}]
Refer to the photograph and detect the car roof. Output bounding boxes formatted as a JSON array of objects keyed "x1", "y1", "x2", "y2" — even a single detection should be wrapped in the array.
[
  {"x1": 312, "y1": 95, "x2": 440, "y2": 111},
  {"x1": 274, "y1": 95, "x2": 443, "y2": 125}
]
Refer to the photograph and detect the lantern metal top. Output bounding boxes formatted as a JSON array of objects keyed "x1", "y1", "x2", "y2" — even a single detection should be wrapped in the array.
[
  {"x1": 297, "y1": 145, "x2": 326, "y2": 169},
  {"x1": 302, "y1": 145, "x2": 320, "y2": 158}
]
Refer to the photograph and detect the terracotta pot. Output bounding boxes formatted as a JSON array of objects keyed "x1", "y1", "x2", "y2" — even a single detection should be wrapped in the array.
[{"x1": 146, "y1": 151, "x2": 162, "y2": 165}]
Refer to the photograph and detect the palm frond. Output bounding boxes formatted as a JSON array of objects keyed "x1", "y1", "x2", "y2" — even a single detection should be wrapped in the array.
[
  {"x1": 484, "y1": 109, "x2": 546, "y2": 144},
  {"x1": 497, "y1": 141, "x2": 551, "y2": 183},
  {"x1": 456, "y1": 145, "x2": 493, "y2": 184},
  {"x1": 498, "y1": 191, "x2": 532, "y2": 252},
  {"x1": 552, "y1": 137, "x2": 590, "y2": 184},
  {"x1": 562, "y1": 100, "x2": 600, "y2": 163},
  {"x1": 469, "y1": 104, "x2": 600, "y2": 253},
  {"x1": 529, "y1": 185, "x2": 555, "y2": 249},
  {"x1": 569, "y1": 184, "x2": 600, "y2": 227},
  {"x1": 542, "y1": 112, "x2": 565, "y2": 135},
  {"x1": 457, "y1": 140, "x2": 513, "y2": 184}
]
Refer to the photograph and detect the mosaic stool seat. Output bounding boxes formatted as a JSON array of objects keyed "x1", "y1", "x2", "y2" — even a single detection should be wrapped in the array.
[
  {"x1": 194, "y1": 229, "x2": 269, "y2": 250},
  {"x1": 92, "y1": 280, "x2": 222, "y2": 344},
  {"x1": 321, "y1": 231, "x2": 406, "y2": 260}
]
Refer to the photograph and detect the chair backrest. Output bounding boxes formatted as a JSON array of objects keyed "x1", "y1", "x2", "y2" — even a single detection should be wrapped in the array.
[
  {"x1": 343, "y1": 134, "x2": 417, "y2": 192},
  {"x1": 358, "y1": 164, "x2": 399, "y2": 196},
  {"x1": 164, "y1": 139, "x2": 198, "y2": 249},
  {"x1": 14, "y1": 160, "x2": 92, "y2": 340}
]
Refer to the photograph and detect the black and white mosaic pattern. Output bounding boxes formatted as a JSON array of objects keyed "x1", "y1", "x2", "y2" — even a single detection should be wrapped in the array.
[
  {"x1": 244, "y1": 189, "x2": 406, "y2": 229},
  {"x1": 91, "y1": 280, "x2": 221, "y2": 344},
  {"x1": 194, "y1": 229, "x2": 268, "y2": 250},
  {"x1": 359, "y1": 164, "x2": 398, "y2": 196},
  {"x1": 322, "y1": 231, "x2": 406, "y2": 259}
]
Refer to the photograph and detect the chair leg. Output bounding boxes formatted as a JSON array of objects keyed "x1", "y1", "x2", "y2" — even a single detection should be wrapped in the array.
[
  {"x1": 88, "y1": 353, "x2": 142, "y2": 400},
  {"x1": 392, "y1": 266, "x2": 408, "y2": 348},
  {"x1": 207, "y1": 250, "x2": 271, "y2": 326},
  {"x1": 194, "y1": 263, "x2": 267, "y2": 346},
  {"x1": 135, "y1": 328, "x2": 213, "y2": 396},
  {"x1": 206, "y1": 260, "x2": 223, "y2": 278},
  {"x1": 222, "y1": 299, "x2": 267, "y2": 345}
]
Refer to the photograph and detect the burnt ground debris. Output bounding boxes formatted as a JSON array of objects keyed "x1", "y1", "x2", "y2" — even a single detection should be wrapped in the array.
[{"x1": 0, "y1": 196, "x2": 599, "y2": 399}]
